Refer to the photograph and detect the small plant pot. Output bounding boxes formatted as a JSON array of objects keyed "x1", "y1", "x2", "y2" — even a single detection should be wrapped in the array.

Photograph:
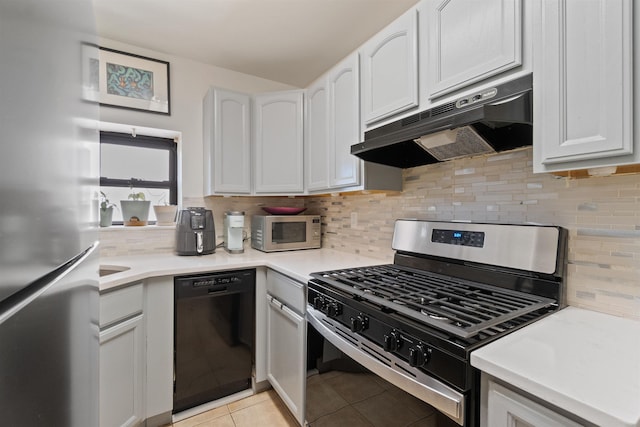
[
  {"x1": 120, "y1": 200, "x2": 151, "y2": 226},
  {"x1": 99, "y1": 207, "x2": 114, "y2": 227},
  {"x1": 153, "y1": 205, "x2": 178, "y2": 226}
]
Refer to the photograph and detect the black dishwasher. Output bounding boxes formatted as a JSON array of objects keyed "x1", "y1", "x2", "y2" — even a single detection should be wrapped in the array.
[{"x1": 173, "y1": 269, "x2": 255, "y2": 413}]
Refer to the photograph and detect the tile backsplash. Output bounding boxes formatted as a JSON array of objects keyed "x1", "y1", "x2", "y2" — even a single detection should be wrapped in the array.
[
  {"x1": 309, "y1": 148, "x2": 640, "y2": 320},
  {"x1": 100, "y1": 147, "x2": 639, "y2": 320}
]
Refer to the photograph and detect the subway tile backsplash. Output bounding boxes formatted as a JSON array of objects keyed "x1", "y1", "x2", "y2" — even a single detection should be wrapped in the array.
[{"x1": 100, "y1": 147, "x2": 640, "y2": 320}]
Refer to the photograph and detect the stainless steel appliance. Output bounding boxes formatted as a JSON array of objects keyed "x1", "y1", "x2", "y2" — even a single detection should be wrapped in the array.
[
  {"x1": 224, "y1": 210, "x2": 245, "y2": 254},
  {"x1": 251, "y1": 214, "x2": 321, "y2": 252},
  {"x1": 175, "y1": 207, "x2": 216, "y2": 255},
  {"x1": 0, "y1": 1, "x2": 99, "y2": 425},
  {"x1": 173, "y1": 269, "x2": 255, "y2": 413},
  {"x1": 306, "y1": 219, "x2": 567, "y2": 426},
  {"x1": 351, "y1": 74, "x2": 532, "y2": 168}
]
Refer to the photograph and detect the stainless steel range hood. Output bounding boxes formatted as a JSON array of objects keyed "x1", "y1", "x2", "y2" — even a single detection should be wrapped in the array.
[{"x1": 351, "y1": 74, "x2": 533, "y2": 168}]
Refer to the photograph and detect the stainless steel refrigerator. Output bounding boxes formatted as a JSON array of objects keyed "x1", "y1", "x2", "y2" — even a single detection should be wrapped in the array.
[{"x1": 0, "y1": 1, "x2": 100, "y2": 425}]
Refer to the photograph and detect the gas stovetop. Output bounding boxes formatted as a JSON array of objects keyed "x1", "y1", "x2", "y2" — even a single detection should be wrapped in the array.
[
  {"x1": 310, "y1": 264, "x2": 556, "y2": 339},
  {"x1": 310, "y1": 220, "x2": 567, "y2": 342}
]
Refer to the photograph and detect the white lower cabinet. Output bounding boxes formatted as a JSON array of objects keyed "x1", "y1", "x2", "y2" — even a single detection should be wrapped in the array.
[
  {"x1": 265, "y1": 269, "x2": 306, "y2": 426},
  {"x1": 486, "y1": 380, "x2": 584, "y2": 427},
  {"x1": 144, "y1": 277, "x2": 174, "y2": 425},
  {"x1": 99, "y1": 283, "x2": 146, "y2": 427},
  {"x1": 99, "y1": 279, "x2": 173, "y2": 427}
]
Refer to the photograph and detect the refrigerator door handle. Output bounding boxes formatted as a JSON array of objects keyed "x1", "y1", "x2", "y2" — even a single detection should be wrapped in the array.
[{"x1": 0, "y1": 241, "x2": 98, "y2": 325}]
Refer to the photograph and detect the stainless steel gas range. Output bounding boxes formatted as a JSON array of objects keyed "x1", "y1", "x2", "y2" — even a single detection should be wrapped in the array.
[{"x1": 306, "y1": 219, "x2": 568, "y2": 426}]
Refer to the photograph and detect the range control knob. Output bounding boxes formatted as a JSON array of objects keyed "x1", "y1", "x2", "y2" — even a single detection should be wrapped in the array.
[
  {"x1": 383, "y1": 330, "x2": 402, "y2": 352},
  {"x1": 408, "y1": 344, "x2": 432, "y2": 368},
  {"x1": 312, "y1": 296, "x2": 325, "y2": 310},
  {"x1": 350, "y1": 314, "x2": 368, "y2": 333},
  {"x1": 326, "y1": 302, "x2": 341, "y2": 317}
]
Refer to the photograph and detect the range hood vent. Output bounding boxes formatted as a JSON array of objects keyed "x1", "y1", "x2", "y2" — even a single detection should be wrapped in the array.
[{"x1": 351, "y1": 74, "x2": 533, "y2": 168}]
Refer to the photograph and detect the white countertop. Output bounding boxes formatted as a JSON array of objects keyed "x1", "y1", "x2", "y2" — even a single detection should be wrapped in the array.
[
  {"x1": 99, "y1": 248, "x2": 387, "y2": 291},
  {"x1": 471, "y1": 306, "x2": 640, "y2": 427},
  {"x1": 102, "y1": 249, "x2": 640, "y2": 427}
]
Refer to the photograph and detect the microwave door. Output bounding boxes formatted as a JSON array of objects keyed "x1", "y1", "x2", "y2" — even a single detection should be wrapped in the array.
[{"x1": 272, "y1": 221, "x2": 307, "y2": 244}]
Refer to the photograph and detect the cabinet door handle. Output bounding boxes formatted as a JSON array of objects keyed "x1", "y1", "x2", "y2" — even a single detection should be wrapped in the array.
[{"x1": 267, "y1": 294, "x2": 302, "y2": 323}]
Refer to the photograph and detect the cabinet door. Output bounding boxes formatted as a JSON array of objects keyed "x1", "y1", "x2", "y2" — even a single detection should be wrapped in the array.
[
  {"x1": 533, "y1": 0, "x2": 633, "y2": 172},
  {"x1": 362, "y1": 7, "x2": 418, "y2": 124},
  {"x1": 266, "y1": 295, "x2": 306, "y2": 426},
  {"x1": 487, "y1": 381, "x2": 584, "y2": 427},
  {"x1": 144, "y1": 277, "x2": 174, "y2": 422},
  {"x1": 100, "y1": 315, "x2": 145, "y2": 427},
  {"x1": 203, "y1": 88, "x2": 251, "y2": 195},
  {"x1": 254, "y1": 91, "x2": 304, "y2": 193},
  {"x1": 427, "y1": 0, "x2": 522, "y2": 98},
  {"x1": 305, "y1": 78, "x2": 330, "y2": 191},
  {"x1": 329, "y1": 52, "x2": 361, "y2": 188}
]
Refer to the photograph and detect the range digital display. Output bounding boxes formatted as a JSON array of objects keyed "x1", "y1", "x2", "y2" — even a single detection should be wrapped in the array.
[{"x1": 432, "y1": 229, "x2": 485, "y2": 247}]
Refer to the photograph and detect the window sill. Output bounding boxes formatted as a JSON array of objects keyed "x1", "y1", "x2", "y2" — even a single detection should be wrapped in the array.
[{"x1": 99, "y1": 224, "x2": 176, "y2": 232}]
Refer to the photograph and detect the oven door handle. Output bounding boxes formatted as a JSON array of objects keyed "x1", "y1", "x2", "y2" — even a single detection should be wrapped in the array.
[{"x1": 307, "y1": 308, "x2": 465, "y2": 425}]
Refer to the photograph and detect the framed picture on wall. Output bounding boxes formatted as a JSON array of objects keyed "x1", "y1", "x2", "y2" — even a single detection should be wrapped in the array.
[{"x1": 83, "y1": 46, "x2": 171, "y2": 115}]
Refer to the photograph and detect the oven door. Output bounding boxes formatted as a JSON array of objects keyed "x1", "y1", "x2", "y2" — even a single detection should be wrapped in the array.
[{"x1": 306, "y1": 306, "x2": 465, "y2": 427}]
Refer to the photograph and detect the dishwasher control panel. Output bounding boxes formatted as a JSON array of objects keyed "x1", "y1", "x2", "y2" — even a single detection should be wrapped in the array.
[{"x1": 174, "y1": 269, "x2": 256, "y2": 297}]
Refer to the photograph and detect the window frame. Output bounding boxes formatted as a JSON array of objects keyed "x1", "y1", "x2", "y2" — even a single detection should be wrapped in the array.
[{"x1": 99, "y1": 130, "x2": 178, "y2": 206}]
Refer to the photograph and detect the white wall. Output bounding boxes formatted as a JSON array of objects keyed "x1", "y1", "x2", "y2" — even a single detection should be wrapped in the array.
[{"x1": 97, "y1": 38, "x2": 296, "y2": 199}]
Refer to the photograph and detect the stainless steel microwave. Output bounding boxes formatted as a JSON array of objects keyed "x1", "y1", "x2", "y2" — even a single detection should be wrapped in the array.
[{"x1": 251, "y1": 215, "x2": 321, "y2": 252}]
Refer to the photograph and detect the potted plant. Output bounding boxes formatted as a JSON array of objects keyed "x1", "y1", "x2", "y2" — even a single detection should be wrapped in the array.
[
  {"x1": 99, "y1": 191, "x2": 117, "y2": 227},
  {"x1": 120, "y1": 179, "x2": 151, "y2": 226},
  {"x1": 152, "y1": 194, "x2": 177, "y2": 226}
]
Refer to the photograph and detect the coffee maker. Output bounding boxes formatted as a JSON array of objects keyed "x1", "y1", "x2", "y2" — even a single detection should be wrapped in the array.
[
  {"x1": 175, "y1": 207, "x2": 216, "y2": 255},
  {"x1": 223, "y1": 211, "x2": 245, "y2": 254}
]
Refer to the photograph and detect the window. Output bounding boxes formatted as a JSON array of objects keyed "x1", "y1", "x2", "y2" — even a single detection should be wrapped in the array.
[{"x1": 100, "y1": 131, "x2": 177, "y2": 224}]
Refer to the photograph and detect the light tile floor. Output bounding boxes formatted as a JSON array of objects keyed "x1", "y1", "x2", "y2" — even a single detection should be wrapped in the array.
[
  {"x1": 170, "y1": 390, "x2": 297, "y2": 427},
  {"x1": 170, "y1": 369, "x2": 449, "y2": 427}
]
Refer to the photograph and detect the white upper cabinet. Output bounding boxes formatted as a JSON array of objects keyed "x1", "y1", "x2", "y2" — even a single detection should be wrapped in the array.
[
  {"x1": 305, "y1": 78, "x2": 330, "y2": 191},
  {"x1": 328, "y1": 53, "x2": 361, "y2": 188},
  {"x1": 533, "y1": 0, "x2": 635, "y2": 173},
  {"x1": 203, "y1": 88, "x2": 251, "y2": 195},
  {"x1": 306, "y1": 52, "x2": 401, "y2": 194},
  {"x1": 307, "y1": 54, "x2": 361, "y2": 192},
  {"x1": 361, "y1": 7, "x2": 418, "y2": 124},
  {"x1": 253, "y1": 91, "x2": 304, "y2": 194},
  {"x1": 426, "y1": 0, "x2": 523, "y2": 99}
]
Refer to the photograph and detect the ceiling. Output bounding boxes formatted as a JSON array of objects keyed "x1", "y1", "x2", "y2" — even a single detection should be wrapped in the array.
[{"x1": 93, "y1": 0, "x2": 419, "y2": 88}]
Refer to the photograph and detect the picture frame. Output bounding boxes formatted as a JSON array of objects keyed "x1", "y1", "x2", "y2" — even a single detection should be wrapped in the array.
[{"x1": 83, "y1": 45, "x2": 171, "y2": 115}]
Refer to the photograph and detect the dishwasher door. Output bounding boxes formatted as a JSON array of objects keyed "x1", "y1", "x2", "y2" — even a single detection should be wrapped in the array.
[{"x1": 173, "y1": 269, "x2": 255, "y2": 414}]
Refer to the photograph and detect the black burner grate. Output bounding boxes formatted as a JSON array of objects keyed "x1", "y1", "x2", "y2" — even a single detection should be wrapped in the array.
[{"x1": 311, "y1": 265, "x2": 556, "y2": 339}]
